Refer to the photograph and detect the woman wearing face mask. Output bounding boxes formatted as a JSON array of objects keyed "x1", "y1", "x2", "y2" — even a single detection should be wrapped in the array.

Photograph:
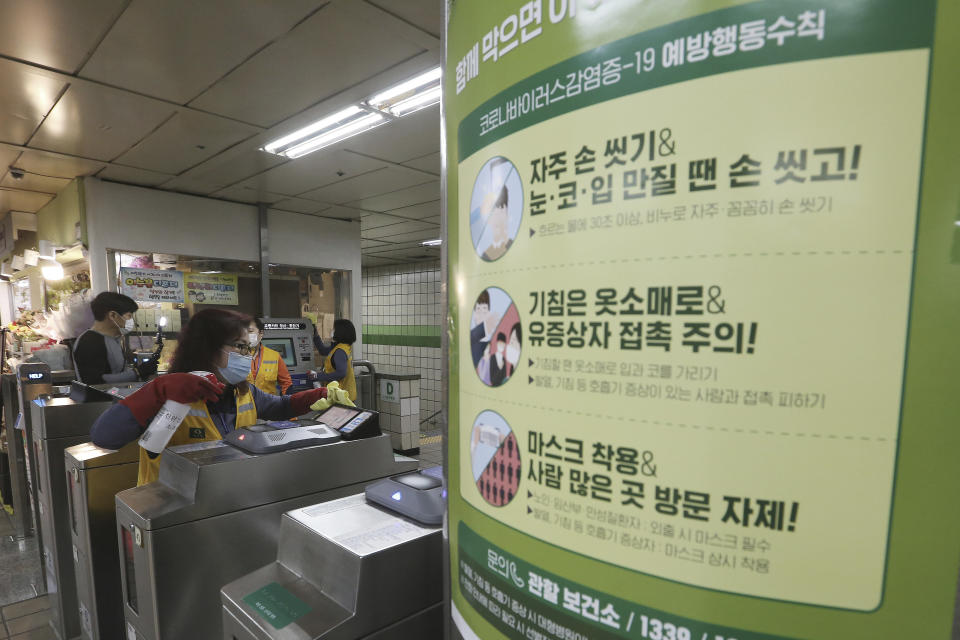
[
  {"x1": 505, "y1": 323, "x2": 521, "y2": 380},
  {"x1": 312, "y1": 319, "x2": 358, "y2": 402},
  {"x1": 90, "y1": 309, "x2": 336, "y2": 485},
  {"x1": 73, "y1": 292, "x2": 156, "y2": 384},
  {"x1": 246, "y1": 318, "x2": 292, "y2": 394}
]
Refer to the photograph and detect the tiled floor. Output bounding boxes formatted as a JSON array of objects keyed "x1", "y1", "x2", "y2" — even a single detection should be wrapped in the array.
[
  {"x1": 0, "y1": 595, "x2": 55, "y2": 640},
  {"x1": 0, "y1": 508, "x2": 45, "y2": 610}
]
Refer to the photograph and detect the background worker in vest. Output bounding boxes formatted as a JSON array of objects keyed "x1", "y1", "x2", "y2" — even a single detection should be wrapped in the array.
[
  {"x1": 246, "y1": 318, "x2": 292, "y2": 394},
  {"x1": 90, "y1": 309, "x2": 347, "y2": 485},
  {"x1": 311, "y1": 318, "x2": 357, "y2": 402}
]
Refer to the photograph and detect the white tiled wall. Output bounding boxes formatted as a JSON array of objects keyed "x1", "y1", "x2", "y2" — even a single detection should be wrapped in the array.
[{"x1": 361, "y1": 261, "x2": 444, "y2": 429}]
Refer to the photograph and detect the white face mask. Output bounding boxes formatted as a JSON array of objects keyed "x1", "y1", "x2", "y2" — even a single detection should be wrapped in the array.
[
  {"x1": 248, "y1": 331, "x2": 260, "y2": 347},
  {"x1": 114, "y1": 314, "x2": 134, "y2": 334},
  {"x1": 506, "y1": 344, "x2": 520, "y2": 366}
]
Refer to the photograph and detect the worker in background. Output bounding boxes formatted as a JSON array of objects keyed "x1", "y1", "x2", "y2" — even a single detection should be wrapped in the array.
[
  {"x1": 73, "y1": 292, "x2": 156, "y2": 384},
  {"x1": 247, "y1": 318, "x2": 292, "y2": 394},
  {"x1": 90, "y1": 309, "x2": 342, "y2": 485},
  {"x1": 312, "y1": 319, "x2": 357, "y2": 402}
]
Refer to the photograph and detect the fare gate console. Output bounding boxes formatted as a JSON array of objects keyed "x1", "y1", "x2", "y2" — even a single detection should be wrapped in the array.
[
  {"x1": 32, "y1": 382, "x2": 142, "y2": 640},
  {"x1": 221, "y1": 490, "x2": 443, "y2": 640},
  {"x1": 115, "y1": 426, "x2": 417, "y2": 640}
]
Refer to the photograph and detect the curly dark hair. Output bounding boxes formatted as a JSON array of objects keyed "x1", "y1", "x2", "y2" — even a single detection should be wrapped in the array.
[{"x1": 170, "y1": 309, "x2": 252, "y2": 391}]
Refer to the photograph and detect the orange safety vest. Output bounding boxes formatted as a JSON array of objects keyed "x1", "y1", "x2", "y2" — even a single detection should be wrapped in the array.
[
  {"x1": 324, "y1": 343, "x2": 357, "y2": 402},
  {"x1": 248, "y1": 345, "x2": 282, "y2": 395},
  {"x1": 137, "y1": 389, "x2": 258, "y2": 486}
]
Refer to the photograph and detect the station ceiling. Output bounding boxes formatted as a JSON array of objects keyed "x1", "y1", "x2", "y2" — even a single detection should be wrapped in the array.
[{"x1": 0, "y1": 0, "x2": 443, "y2": 266}]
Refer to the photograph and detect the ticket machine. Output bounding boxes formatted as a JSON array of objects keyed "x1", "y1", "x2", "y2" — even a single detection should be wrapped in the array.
[
  {"x1": 115, "y1": 421, "x2": 416, "y2": 640},
  {"x1": 260, "y1": 317, "x2": 316, "y2": 391},
  {"x1": 220, "y1": 469, "x2": 445, "y2": 639}
]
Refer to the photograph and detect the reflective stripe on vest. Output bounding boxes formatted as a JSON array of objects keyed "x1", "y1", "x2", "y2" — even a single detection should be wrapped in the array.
[
  {"x1": 249, "y1": 346, "x2": 281, "y2": 395},
  {"x1": 137, "y1": 389, "x2": 258, "y2": 486}
]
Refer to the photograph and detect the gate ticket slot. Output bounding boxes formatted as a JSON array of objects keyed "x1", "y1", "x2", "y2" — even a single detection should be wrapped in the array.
[
  {"x1": 310, "y1": 404, "x2": 381, "y2": 440},
  {"x1": 224, "y1": 421, "x2": 341, "y2": 454}
]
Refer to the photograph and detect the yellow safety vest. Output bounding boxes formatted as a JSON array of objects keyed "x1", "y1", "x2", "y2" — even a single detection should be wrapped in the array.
[
  {"x1": 324, "y1": 344, "x2": 357, "y2": 402},
  {"x1": 137, "y1": 389, "x2": 258, "y2": 486},
  {"x1": 248, "y1": 345, "x2": 281, "y2": 395}
]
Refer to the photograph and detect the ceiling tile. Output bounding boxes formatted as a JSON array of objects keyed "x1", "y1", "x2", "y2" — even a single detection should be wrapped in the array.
[
  {"x1": 361, "y1": 213, "x2": 410, "y2": 230},
  {"x1": 379, "y1": 228, "x2": 441, "y2": 245},
  {"x1": 366, "y1": 0, "x2": 443, "y2": 39},
  {"x1": 0, "y1": 189, "x2": 54, "y2": 213},
  {"x1": 14, "y1": 149, "x2": 106, "y2": 178},
  {"x1": 97, "y1": 165, "x2": 173, "y2": 187},
  {"x1": 270, "y1": 198, "x2": 331, "y2": 214},
  {"x1": 361, "y1": 238, "x2": 391, "y2": 249},
  {"x1": 113, "y1": 110, "x2": 260, "y2": 174},
  {"x1": 30, "y1": 83, "x2": 174, "y2": 161},
  {"x1": 238, "y1": 150, "x2": 386, "y2": 197},
  {"x1": 312, "y1": 205, "x2": 364, "y2": 221},
  {"x1": 0, "y1": 171, "x2": 70, "y2": 194},
  {"x1": 402, "y1": 151, "x2": 441, "y2": 175},
  {"x1": 0, "y1": 148, "x2": 24, "y2": 173},
  {"x1": 185, "y1": 149, "x2": 288, "y2": 187},
  {"x1": 383, "y1": 200, "x2": 440, "y2": 220},
  {"x1": 342, "y1": 103, "x2": 440, "y2": 163},
  {"x1": 362, "y1": 219, "x2": 436, "y2": 239},
  {"x1": 347, "y1": 180, "x2": 438, "y2": 212},
  {"x1": 0, "y1": 60, "x2": 68, "y2": 145},
  {"x1": 80, "y1": 0, "x2": 322, "y2": 103},
  {"x1": 189, "y1": 1, "x2": 426, "y2": 126},
  {"x1": 300, "y1": 167, "x2": 432, "y2": 204},
  {"x1": 0, "y1": 0, "x2": 128, "y2": 73}
]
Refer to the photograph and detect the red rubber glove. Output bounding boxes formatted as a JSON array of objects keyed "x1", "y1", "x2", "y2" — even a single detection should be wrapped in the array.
[
  {"x1": 120, "y1": 373, "x2": 225, "y2": 426},
  {"x1": 288, "y1": 387, "x2": 327, "y2": 417}
]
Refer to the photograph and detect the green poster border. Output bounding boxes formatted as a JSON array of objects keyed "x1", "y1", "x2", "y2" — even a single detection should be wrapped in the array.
[{"x1": 446, "y1": 0, "x2": 960, "y2": 638}]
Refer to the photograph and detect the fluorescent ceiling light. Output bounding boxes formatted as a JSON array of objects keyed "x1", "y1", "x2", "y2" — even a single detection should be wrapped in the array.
[
  {"x1": 421, "y1": 239, "x2": 442, "y2": 246},
  {"x1": 262, "y1": 106, "x2": 384, "y2": 158},
  {"x1": 11, "y1": 255, "x2": 24, "y2": 271},
  {"x1": 367, "y1": 67, "x2": 441, "y2": 117},
  {"x1": 41, "y1": 260, "x2": 64, "y2": 281},
  {"x1": 284, "y1": 113, "x2": 385, "y2": 159},
  {"x1": 0, "y1": 261, "x2": 11, "y2": 277},
  {"x1": 23, "y1": 249, "x2": 39, "y2": 266}
]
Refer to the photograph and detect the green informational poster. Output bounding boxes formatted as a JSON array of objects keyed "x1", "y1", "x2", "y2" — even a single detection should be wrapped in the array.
[{"x1": 445, "y1": 1, "x2": 960, "y2": 638}]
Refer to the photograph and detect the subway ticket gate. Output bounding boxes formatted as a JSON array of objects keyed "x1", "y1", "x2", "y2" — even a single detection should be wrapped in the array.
[
  {"x1": 221, "y1": 492, "x2": 443, "y2": 640},
  {"x1": 65, "y1": 442, "x2": 140, "y2": 640},
  {"x1": 115, "y1": 433, "x2": 418, "y2": 640},
  {"x1": 260, "y1": 318, "x2": 316, "y2": 391},
  {"x1": 7, "y1": 364, "x2": 58, "y2": 539},
  {"x1": 32, "y1": 384, "x2": 142, "y2": 640}
]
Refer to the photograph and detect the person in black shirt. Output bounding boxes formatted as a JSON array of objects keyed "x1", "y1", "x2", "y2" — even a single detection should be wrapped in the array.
[{"x1": 73, "y1": 292, "x2": 155, "y2": 384}]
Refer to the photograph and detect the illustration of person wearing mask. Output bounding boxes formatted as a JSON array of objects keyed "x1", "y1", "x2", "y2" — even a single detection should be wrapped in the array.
[
  {"x1": 481, "y1": 185, "x2": 513, "y2": 262},
  {"x1": 505, "y1": 323, "x2": 521, "y2": 379},
  {"x1": 488, "y1": 332, "x2": 508, "y2": 387}
]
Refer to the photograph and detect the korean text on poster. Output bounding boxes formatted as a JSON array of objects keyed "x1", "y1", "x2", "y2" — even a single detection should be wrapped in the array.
[
  {"x1": 120, "y1": 267, "x2": 184, "y2": 303},
  {"x1": 185, "y1": 272, "x2": 239, "y2": 305}
]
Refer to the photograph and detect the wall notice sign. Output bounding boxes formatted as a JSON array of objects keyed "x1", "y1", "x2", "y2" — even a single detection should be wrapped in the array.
[
  {"x1": 446, "y1": 0, "x2": 960, "y2": 639},
  {"x1": 119, "y1": 267, "x2": 184, "y2": 303},
  {"x1": 185, "y1": 272, "x2": 239, "y2": 305}
]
